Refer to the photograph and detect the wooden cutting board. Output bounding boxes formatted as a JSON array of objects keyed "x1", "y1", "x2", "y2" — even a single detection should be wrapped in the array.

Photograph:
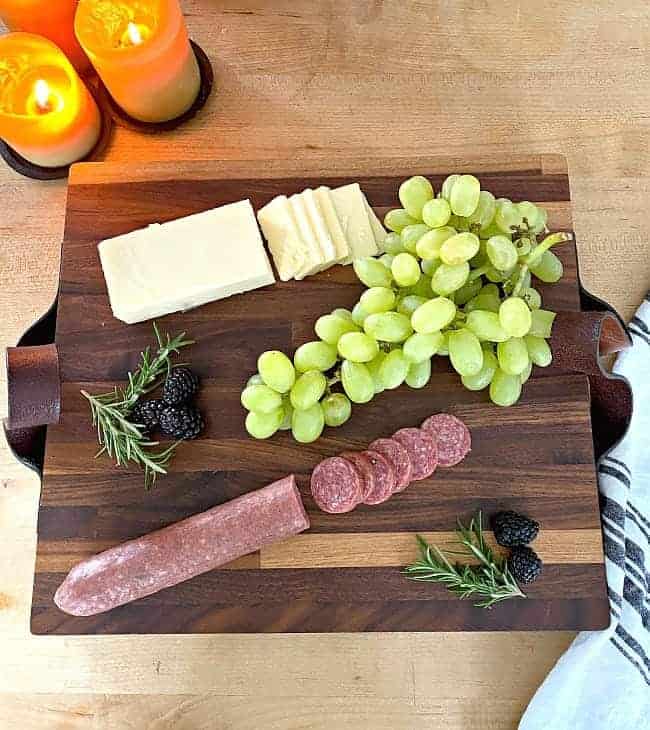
[{"x1": 30, "y1": 154, "x2": 613, "y2": 634}]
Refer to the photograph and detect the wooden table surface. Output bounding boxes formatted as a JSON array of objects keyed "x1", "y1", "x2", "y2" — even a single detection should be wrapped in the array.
[{"x1": 1, "y1": 2, "x2": 649, "y2": 727}]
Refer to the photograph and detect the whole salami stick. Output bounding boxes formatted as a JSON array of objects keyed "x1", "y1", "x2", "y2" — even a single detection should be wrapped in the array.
[{"x1": 54, "y1": 475, "x2": 309, "y2": 617}]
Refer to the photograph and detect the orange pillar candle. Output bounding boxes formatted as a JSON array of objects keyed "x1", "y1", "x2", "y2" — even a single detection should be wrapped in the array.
[
  {"x1": 0, "y1": 33, "x2": 101, "y2": 167},
  {"x1": 75, "y1": 0, "x2": 200, "y2": 124},
  {"x1": 0, "y1": 0, "x2": 91, "y2": 73}
]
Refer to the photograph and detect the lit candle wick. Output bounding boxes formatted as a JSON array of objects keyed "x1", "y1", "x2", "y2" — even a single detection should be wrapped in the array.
[
  {"x1": 34, "y1": 79, "x2": 52, "y2": 113},
  {"x1": 127, "y1": 22, "x2": 143, "y2": 46}
]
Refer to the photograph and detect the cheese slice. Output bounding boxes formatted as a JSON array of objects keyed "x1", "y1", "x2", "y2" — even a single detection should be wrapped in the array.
[
  {"x1": 288, "y1": 193, "x2": 325, "y2": 278},
  {"x1": 363, "y1": 197, "x2": 388, "y2": 253},
  {"x1": 98, "y1": 199, "x2": 275, "y2": 325},
  {"x1": 314, "y1": 186, "x2": 350, "y2": 262},
  {"x1": 257, "y1": 195, "x2": 305, "y2": 281},
  {"x1": 301, "y1": 188, "x2": 338, "y2": 269},
  {"x1": 329, "y1": 183, "x2": 379, "y2": 263}
]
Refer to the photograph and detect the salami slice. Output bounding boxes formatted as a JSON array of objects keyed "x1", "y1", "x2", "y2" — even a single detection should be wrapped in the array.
[
  {"x1": 341, "y1": 451, "x2": 376, "y2": 502},
  {"x1": 368, "y1": 437, "x2": 412, "y2": 492},
  {"x1": 311, "y1": 457, "x2": 362, "y2": 513},
  {"x1": 421, "y1": 413, "x2": 471, "y2": 467},
  {"x1": 362, "y1": 450, "x2": 397, "y2": 504},
  {"x1": 392, "y1": 427, "x2": 438, "y2": 481}
]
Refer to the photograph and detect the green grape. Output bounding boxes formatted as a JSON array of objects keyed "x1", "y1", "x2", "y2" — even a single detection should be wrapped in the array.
[
  {"x1": 360, "y1": 286, "x2": 396, "y2": 314},
  {"x1": 366, "y1": 351, "x2": 387, "y2": 394},
  {"x1": 383, "y1": 232, "x2": 405, "y2": 255},
  {"x1": 499, "y1": 297, "x2": 532, "y2": 337},
  {"x1": 278, "y1": 398, "x2": 293, "y2": 430},
  {"x1": 331, "y1": 307, "x2": 353, "y2": 321},
  {"x1": 399, "y1": 175, "x2": 434, "y2": 219},
  {"x1": 337, "y1": 331, "x2": 379, "y2": 362},
  {"x1": 416, "y1": 226, "x2": 457, "y2": 260},
  {"x1": 364, "y1": 312, "x2": 413, "y2": 342},
  {"x1": 341, "y1": 360, "x2": 374, "y2": 403},
  {"x1": 245, "y1": 408, "x2": 284, "y2": 439},
  {"x1": 421, "y1": 258, "x2": 441, "y2": 276},
  {"x1": 289, "y1": 370, "x2": 327, "y2": 410},
  {"x1": 497, "y1": 337, "x2": 530, "y2": 375},
  {"x1": 489, "y1": 368, "x2": 522, "y2": 406},
  {"x1": 315, "y1": 313, "x2": 359, "y2": 345},
  {"x1": 397, "y1": 295, "x2": 428, "y2": 317},
  {"x1": 466, "y1": 310, "x2": 509, "y2": 342},
  {"x1": 470, "y1": 190, "x2": 497, "y2": 231},
  {"x1": 440, "y1": 174, "x2": 460, "y2": 201},
  {"x1": 517, "y1": 201, "x2": 543, "y2": 231},
  {"x1": 524, "y1": 335, "x2": 552, "y2": 367},
  {"x1": 391, "y1": 252, "x2": 421, "y2": 287},
  {"x1": 522, "y1": 287, "x2": 542, "y2": 310},
  {"x1": 379, "y1": 253, "x2": 395, "y2": 269},
  {"x1": 529, "y1": 250, "x2": 563, "y2": 283},
  {"x1": 352, "y1": 301, "x2": 370, "y2": 327},
  {"x1": 241, "y1": 383, "x2": 283, "y2": 413},
  {"x1": 422, "y1": 198, "x2": 452, "y2": 228},
  {"x1": 485, "y1": 265, "x2": 509, "y2": 283},
  {"x1": 437, "y1": 331, "x2": 450, "y2": 356},
  {"x1": 411, "y1": 297, "x2": 456, "y2": 334},
  {"x1": 516, "y1": 238, "x2": 532, "y2": 257},
  {"x1": 291, "y1": 403, "x2": 325, "y2": 443},
  {"x1": 294, "y1": 340, "x2": 338, "y2": 372},
  {"x1": 481, "y1": 221, "x2": 509, "y2": 239},
  {"x1": 465, "y1": 284, "x2": 501, "y2": 314},
  {"x1": 440, "y1": 232, "x2": 480, "y2": 265},
  {"x1": 461, "y1": 349, "x2": 498, "y2": 391},
  {"x1": 486, "y1": 235, "x2": 518, "y2": 271},
  {"x1": 405, "y1": 358, "x2": 432, "y2": 389},
  {"x1": 448, "y1": 328, "x2": 483, "y2": 377},
  {"x1": 431, "y1": 261, "x2": 470, "y2": 295},
  {"x1": 401, "y1": 223, "x2": 431, "y2": 253},
  {"x1": 453, "y1": 277, "x2": 482, "y2": 305},
  {"x1": 529, "y1": 309, "x2": 556, "y2": 338},
  {"x1": 470, "y1": 239, "x2": 489, "y2": 268},
  {"x1": 384, "y1": 208, "x2": 417, "y2": 233},
  {"x1": 530, "y1": 206, "x2": 548, "y2": 234},
  {"x1": 321, "y1": 392, "x2": 352, "y2": 427},
  {"x1": 353, "y1": 257, "x2": 393, "y2": 288},
  {"x1": 449, "y1": 174, "x2": 480, "y2": 217},
  {"x1": 408, "y1": 273, "x2": 433, "y2": 298},
  {"x1": 403, "y1": 331, "x2": 443, "y2": 363},
  {"x1": 258, "y1": 350, "x2": 296, "y2": 393},
  {"x1": 495, "y1": 198, "x2": 523, "y2": 234},
  {"x1": 379, "y1": 348, "x2": 409, "y2": 389},
  {"x1": 519, "y1": 360, "x2": 533, "y2": 384},
  {"x1": 246, "y1": 373, "x2": 264, "y2": 387}
]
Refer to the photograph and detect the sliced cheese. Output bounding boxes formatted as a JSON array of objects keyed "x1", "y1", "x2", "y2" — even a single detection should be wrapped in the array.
[
  {"x1": 288, "y1": 193, "x2": 325, "y2": 278},
  {"x1": 98, "y1": 199, "x2": 275, "y2": 325},
  {"x1": 301, "y1": 188, "x2": 338, "y2": 269},
  {"x1": 257, "y1": 195, "x2": 305, "y2": 281},
  {"x1": 314, "y1": 186, "x2": 350, "y2": 262},
  {"x1": 329, "y1": 183, "x2": 379, "y2": 263},
  {"x1": 363, "y1": 197, "x2": 388, "y2": 252}
]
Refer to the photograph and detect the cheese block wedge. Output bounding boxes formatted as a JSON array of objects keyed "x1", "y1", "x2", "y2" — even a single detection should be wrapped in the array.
[
  {"x1": 256, "y1": 195, "x2": 305, "y2": 281},
  {"x1": 329, "y1": 183, "x2": 379, "y2": 263},
  {"x1": 288, "y1": 194, "x2": 326, "y2": 278},
  {"x1": 363, "y1": 197, "x2": 388, "y2": 252},
  {"x1": 98, "y1": 200, "x2": 275, "y2": 324},
  {"x1": 314, "y1": 186, "x2": 350, "y2": 262},
  {"x1": 301, "y1": 188, "x2": 338, "y2": 269}
]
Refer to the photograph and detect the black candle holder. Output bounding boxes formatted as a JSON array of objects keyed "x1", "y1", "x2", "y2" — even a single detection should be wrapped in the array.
[{"x1": 96, "y1": 40, "x2": 213, "y2": 133}]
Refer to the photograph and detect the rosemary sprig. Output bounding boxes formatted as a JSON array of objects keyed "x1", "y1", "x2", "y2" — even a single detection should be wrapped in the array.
[
  {"x1": 81, "y1": 323, "x2": 194, "y2": 489},
  {"x1": 404, "y1": 512, "x2": 525, "y2": 608}
]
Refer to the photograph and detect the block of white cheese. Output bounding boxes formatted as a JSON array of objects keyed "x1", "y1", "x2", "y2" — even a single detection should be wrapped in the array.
[
  {"x1": 329, "y1": 183, "x2": 379, "y2": 263},
  {"x1": 256, "y1": 195, "x2": 305, "y2": 281},
  {"x1": 288, "y1": 194, "x2": 326, "y2": 278},
  {"x1": 363, "y1": 197, "x2": 388, "y2": 252},
  {"x1": 301, "y1": 188, "x2": 338, "y2": 269},
  {"x1": 314, "y1": 186, "x2": 350, "y2": 262},
  {"x1": 98, "y1": 199, "x2": 275, "y2": 324}
]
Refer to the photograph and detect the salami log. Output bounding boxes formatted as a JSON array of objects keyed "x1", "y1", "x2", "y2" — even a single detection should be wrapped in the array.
[
  {"x1": 362, "y1": 450, "x2": 396, "y2": 504},
  {"x1": 54, "y1": 475, "x2": 309, "y2": 617},
  {"x1": 311, "y1": 456, "x2": 363, "y2": 513},
  {"x1": 341, "y1": 451, "x2": 376, "y2": 502},
  {"x1": 368, "y1": 437, "x2": 412, "y2": 492},
  {"x1": 392, "y1": 427, "x2": 438, "y2": 480},
  {"x1": 421, "y1": 413, "x2": 471, "y2": 467}
]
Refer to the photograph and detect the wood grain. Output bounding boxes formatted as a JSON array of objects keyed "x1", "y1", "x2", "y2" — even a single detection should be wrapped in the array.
[{"x1": 2, "y1": 1, "x2": 650, "y2": 726}]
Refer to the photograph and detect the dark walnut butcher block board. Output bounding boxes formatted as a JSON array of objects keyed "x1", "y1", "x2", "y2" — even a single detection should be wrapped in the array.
[{"x1": 27, "y1": 155, "x2": 626, "y2": 634}]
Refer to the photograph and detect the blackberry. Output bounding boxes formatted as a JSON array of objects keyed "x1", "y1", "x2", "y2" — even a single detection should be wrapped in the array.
[
  {"x1": 508, "y1": 546, "x2": 543, "y2": 584},
  {"x1": 492, "y1": 510, "x2": 539, "y2": 547},
  {"x1": 129, "y1": 399, "x2": 164, "y2": 436},
  {"x1": 163, "y1": 367, "x2": 199, "y2": 406},
  {"x1": 160, "y1": 403, "x2": 204, "y2": 440}
]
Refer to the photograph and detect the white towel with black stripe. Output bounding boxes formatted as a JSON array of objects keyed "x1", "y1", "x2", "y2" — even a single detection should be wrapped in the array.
[{"x1": 520, "y1": 295, "x2": 650, "y2": 730}]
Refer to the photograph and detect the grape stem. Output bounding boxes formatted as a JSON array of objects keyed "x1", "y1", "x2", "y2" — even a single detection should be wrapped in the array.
[{"x1": 525, "y1": 232, "x2": 573, "y2": 267}]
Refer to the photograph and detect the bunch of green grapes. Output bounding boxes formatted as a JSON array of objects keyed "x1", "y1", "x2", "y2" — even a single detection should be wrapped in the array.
[{"x1": 242, "y1": 173, "x2": 572, "y2": 442}]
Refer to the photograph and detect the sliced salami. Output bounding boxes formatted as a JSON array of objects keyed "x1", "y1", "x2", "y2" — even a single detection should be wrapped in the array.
[
  {"x1": 311, "y1": 456, "x2": 362, "y2": 513},
  {"x1": 362, "y1": 450, "x2": 397, "y2": 504},
  {"x1": 368, "y1": 437, "x2": 412, "y2": 492},
  {"x1": 341, "y1": 451, "x2": 376, "y2": 502},
  {"x1": 392, "y1": 427, "x2": 438, "y2": 481},
  {"x1": 421, "y1": 413, "x2": 471, "y2": 467}
]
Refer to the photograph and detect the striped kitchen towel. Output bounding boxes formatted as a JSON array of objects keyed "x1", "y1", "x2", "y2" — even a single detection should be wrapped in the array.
[{"x1": 520, "y1": 295, "x2": 650, "y2": 730}]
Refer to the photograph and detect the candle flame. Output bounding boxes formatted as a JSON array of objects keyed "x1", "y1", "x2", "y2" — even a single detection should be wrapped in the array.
[
  {"x1": 127, "y1": 22, "x2": 143, "y2": 46},
  {"x1": 34, "y1": 80, "x2": 51, "y2": 111}
]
